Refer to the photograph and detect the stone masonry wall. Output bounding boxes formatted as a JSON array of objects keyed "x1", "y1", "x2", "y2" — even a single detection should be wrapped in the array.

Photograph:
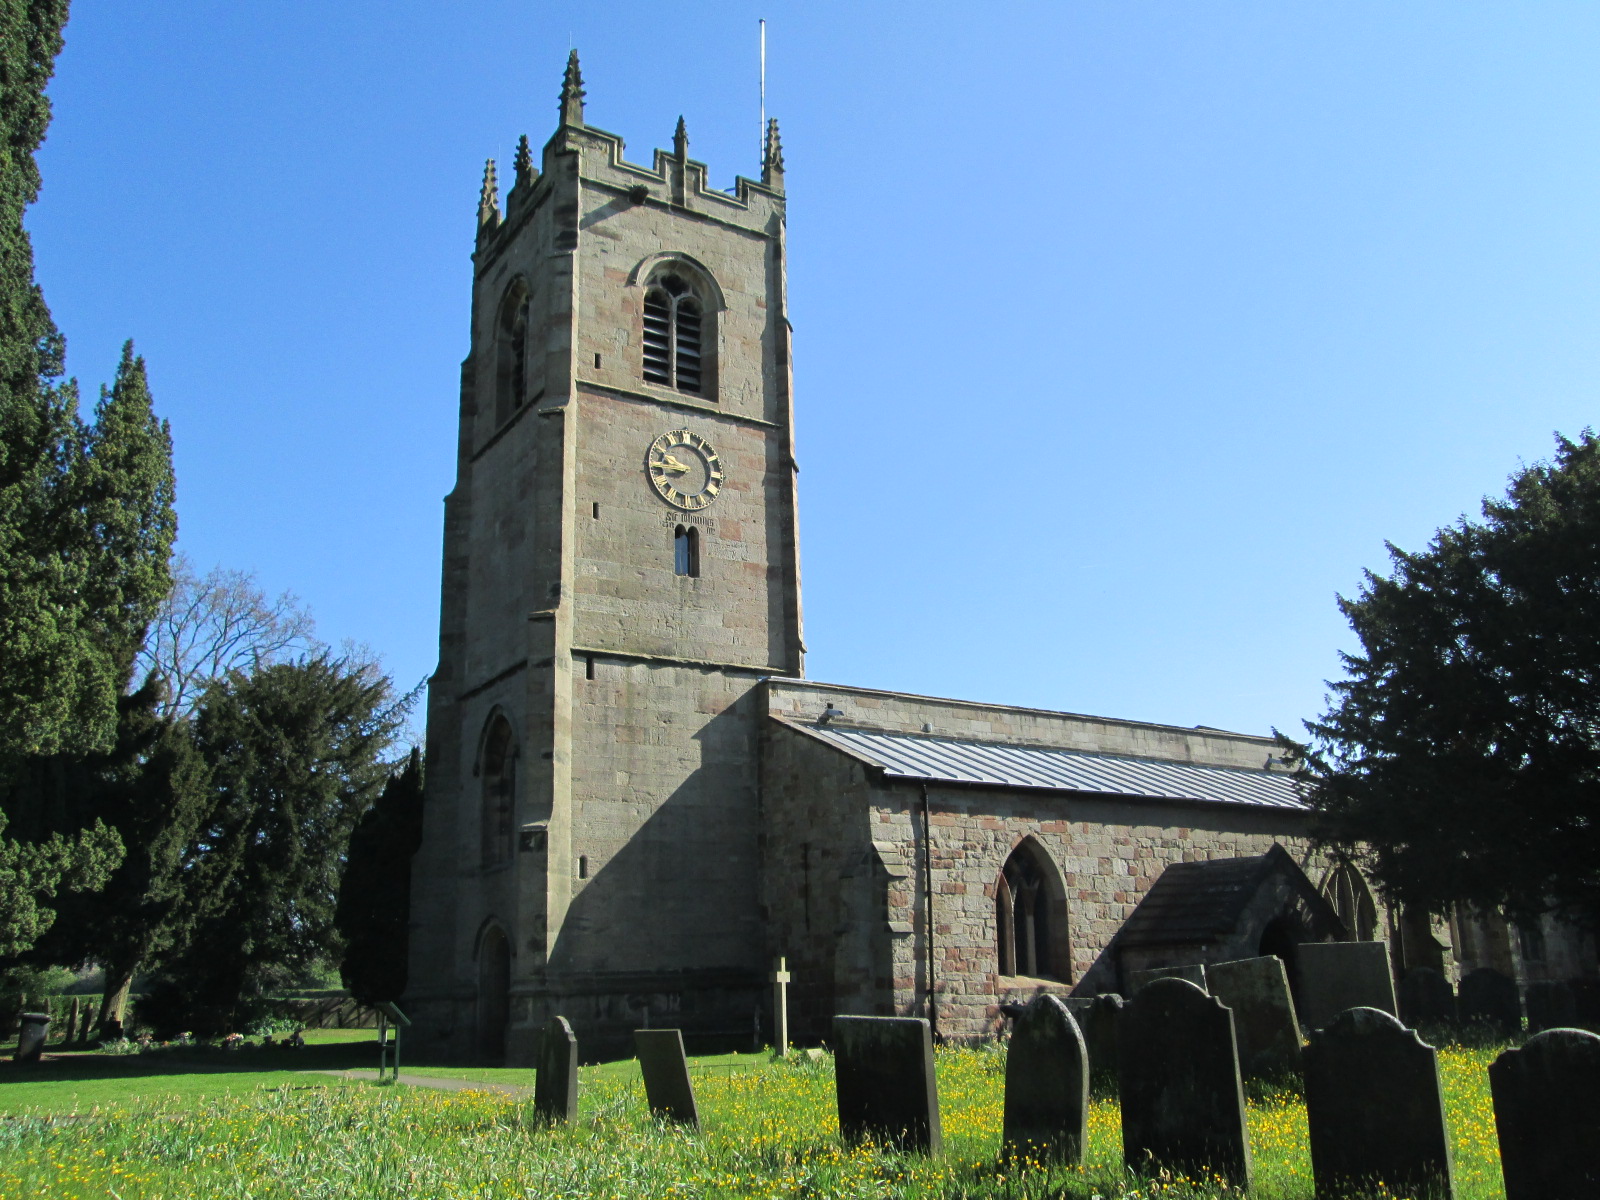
[{"x1": 761, "y1": 679, "x2": 1327, "y2": 1044}]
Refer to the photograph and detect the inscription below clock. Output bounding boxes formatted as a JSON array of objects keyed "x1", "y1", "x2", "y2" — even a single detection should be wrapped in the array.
[{"x1": 646, "y1": 429, "x2": 724, "y2": 510}]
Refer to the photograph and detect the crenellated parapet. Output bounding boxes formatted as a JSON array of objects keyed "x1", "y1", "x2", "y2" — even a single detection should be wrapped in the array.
[{"x1": 474, "y1": 51, "x2": 784, "y2": 272}]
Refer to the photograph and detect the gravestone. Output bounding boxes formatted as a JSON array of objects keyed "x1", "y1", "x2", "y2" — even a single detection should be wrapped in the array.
[
  {"x1": 1296, "y1": 941, "x2": 1396, "y2": 1031},
  {"x1": 634, "y1": 1029, "x2": 699, "y2": 1127},
  {"x1": 1304, "y1": 1007, "x2": 1454, "y2": 1200},
  {"x1": 1065, "y1": 994, "x2": 1122, "y2": 1089},
  {"x1": 14, "y1": 1012, "x2": 51, "y2": 1063},
  {"x1": 832, "y1": 1015, "x2": 941, "y2": 1154},
  {"x1": 1568, "y1": 977, "x2": 1600, "y2": 1026},
  {"x1": 1117, "y1": 977, "x2": 1252, "y2": 1188},
  {"x1": 1522, "y1": 980, "x2": 1577, "y2": 1035},
  {"x1": 1128, "y1": 963, "x2": 1207, "y2": 993},
  {"x1": 62, "y1": 998, "x2": 79, "y2": 1046},
  {"x1": 534, "y1": 1015, "x2": 579, "y2": 1123},
  {"x1": 1398, "y1": 967, "x2": 1456, "y2": 1027},
  {"x1": 1490, "y1": 1027, "x2": 1600, "y2": 1200},
  {"x1": 1458, "y1": 967, "x2": 1521, "y2": 1036},
  {"x1": 1002, "y1": 994, "x2": 1088, "y2": 1164},
  {"x1": 1207, "y1": 956, "x2": 1302, "y2": 1079}
]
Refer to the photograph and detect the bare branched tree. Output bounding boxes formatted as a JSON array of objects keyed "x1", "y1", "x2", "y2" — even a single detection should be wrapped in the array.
[{"x1": 134, "y1": 555, "x2": 321, "y2": 717}]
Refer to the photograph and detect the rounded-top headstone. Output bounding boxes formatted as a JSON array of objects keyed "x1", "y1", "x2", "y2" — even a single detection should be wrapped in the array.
[
  {"x1": 1003, "y1": 994, "x2": 1088, "y2": 1164},
  {"x1": 1397, "y1": 966, "x2": 1456, "y2": 1027},
  {"x1": 1304, "y1": 1006, "x2": 1454, "y2": 1200},
  {"x1": 1458, "y1": 967, "x2": 1521, "y2": 1036},
  {"x1": 1118, "y1": 977, "x2": 1252, "y2": 1189},
  {"x1": 1490, "y1": 1027, "x2": 1600, "y2": 1200}
]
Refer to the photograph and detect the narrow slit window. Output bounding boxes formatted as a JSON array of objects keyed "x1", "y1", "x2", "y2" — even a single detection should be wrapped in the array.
[
  {"x1": 592, "y1": 502, "x2": 600, "y2": 519},
  {"x1": 584, "y1": 654, "x2": 595, "y2": 680},
  {"x1": 510, "y1": 305, "x2": 528, "y2": 408},
  {"x1": 641, "y1": 273, "x2": 703, "y2": 395},
  {"x1": 673, "y1": 525, "x2": 699, "y2": 577},
  {"x1": 578, "y1": 854, "x2": 589, "y2": 880}
]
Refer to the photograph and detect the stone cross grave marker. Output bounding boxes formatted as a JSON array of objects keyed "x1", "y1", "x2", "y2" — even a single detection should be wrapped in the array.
[
  {"x1": 771, "y1": 956, "x2": 791, "y2": 1056},
  {"x1": 1128, "y1": 963, "x2": 1207, "y2": 993},
  {"x1": 1207, "y1": 956, "x2": 1302, "y2": 1079},
  {"x1": 1490, "y1": 1027, "x2": 1600, "y2": 1200},
  {"x1": 634, "y1": 1029, "x2": 699, "y2": 1127},
  {"x1": 534, "y1": 1015, "x2": 579, "y2": 1123},
  {"x1": 1458, "y1": 967, "x2": 1521, "y2": 1037},
  {"x1": 832, "y1": 1015, "x2": 941, "y2": 1155},
  {"x1": 1118, "y1": 977, "x2": 1252, "y2": 1189},
  {"x1": 1296, "y1": 941, "x2": 1396, "y2": 1031},
  {"x1": 1304, "y1": 1007, "x2": 1455, "y2": 1200},
  {"x1": 1002, "y1": 994, "x2": 1088, "y2": 1165},
  {"x1": 1521, "y1": 979, "x2": 1576, "y2": 1035},
  {"x1": 1398, "y1": 967, "x2": 1456, "y2": 1027}
]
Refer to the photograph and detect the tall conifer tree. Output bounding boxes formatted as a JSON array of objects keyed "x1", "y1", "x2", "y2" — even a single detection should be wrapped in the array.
[
  {"x1": 336, "y1": 749, "x2": 425, "y2": 1005},
  {"x1": 0, "y1": 1, "x2": 178, "y2": 960}
]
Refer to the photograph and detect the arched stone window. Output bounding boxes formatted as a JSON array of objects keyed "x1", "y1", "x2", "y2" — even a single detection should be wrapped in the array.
[
  {"x1": 641, "y1": 269, "x2": 710, "y2": 396},
  {"x1": 1320, "y1": 861, "x2": 1378, "y2": 942},
  {"x1": 494, "y1": 281, "x2": 531, "y2": 425},
  {"x1": 673, "y1": 525, "x2": 699, "y2": 577},
  {"x1": 480, "y1": 715, "x2": 517, "y2": 868},
  {"x1": 995, "y1": 838, "x2": 1071, "y2": 981}
]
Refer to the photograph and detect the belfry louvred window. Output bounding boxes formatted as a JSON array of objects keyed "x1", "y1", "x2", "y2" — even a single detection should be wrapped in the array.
[{"x1": 642, "y1": 273, "x2": 702, "y2": 394}]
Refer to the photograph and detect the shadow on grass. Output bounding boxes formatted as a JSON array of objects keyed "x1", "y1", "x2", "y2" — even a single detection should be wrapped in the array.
[{"x1": 0, "y1": 1039, "x2": 379, "y2": 1086}]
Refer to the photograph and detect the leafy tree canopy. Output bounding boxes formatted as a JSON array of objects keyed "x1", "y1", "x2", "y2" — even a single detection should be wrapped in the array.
[{"x1": 1302, "y1": 431, "x2": 1600, "y2": 927}]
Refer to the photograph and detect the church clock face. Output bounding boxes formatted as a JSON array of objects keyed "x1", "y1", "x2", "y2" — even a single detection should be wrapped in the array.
[{"x1": 646, "y1": 430, "x2": 724, "y2": 510}]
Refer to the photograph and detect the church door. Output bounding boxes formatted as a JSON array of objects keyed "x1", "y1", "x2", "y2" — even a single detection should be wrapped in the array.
[{"x1": 477, "y1": 926, "x2": 511, "y2": 1063}]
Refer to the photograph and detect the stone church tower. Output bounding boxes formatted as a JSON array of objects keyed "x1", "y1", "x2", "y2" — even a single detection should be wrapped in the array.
[{"x1": 407, "y1": 53, "x2": 803, "y2": 1063}]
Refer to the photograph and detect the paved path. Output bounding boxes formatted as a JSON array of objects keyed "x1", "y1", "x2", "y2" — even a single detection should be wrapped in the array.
[{"x1": 316, "y1": 1069, "x2": 531, "y2": 1097}]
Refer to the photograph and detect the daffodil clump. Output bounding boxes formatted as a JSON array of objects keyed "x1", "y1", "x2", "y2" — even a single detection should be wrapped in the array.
[{"x1": 0, "y1": 1043, "x2": 1509, "y2": 1199}]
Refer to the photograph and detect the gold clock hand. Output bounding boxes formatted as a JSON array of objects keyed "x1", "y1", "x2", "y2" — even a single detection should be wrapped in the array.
[{"x1": 660, "y1": 455, "x2": 691, "y2": 473}]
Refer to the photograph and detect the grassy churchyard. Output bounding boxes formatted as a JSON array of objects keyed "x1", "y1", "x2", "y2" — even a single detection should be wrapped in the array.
[{"x1": 0, "y1": 1033, "x2": 1509, "y2": 1200}]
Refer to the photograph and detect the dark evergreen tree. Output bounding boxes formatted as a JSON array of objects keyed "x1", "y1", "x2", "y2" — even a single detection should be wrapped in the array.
[
  {"x1": 21, "y1": 676, "x2": 211, "y2": 1034},
  {"x1": 1302, "y1": 432, "x2": 1600, "y2": 927},
  {"x1": 0, "y1": 809, "x2": 117, "y2": 958},
  {"x1": 0, "y1": 2, "x2": 180, "y2": 961},
  {"x1": 142, "y1": 656, "x2": 405, "y2": 1034},
  {"x1": 335, "y1": 748, "x2": 424, "y2": 1005}
]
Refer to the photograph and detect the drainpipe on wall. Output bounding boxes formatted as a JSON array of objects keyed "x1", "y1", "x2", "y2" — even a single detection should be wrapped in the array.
[{"x1": 919, "y1": 781, "x2": 939, "y2": 1041}]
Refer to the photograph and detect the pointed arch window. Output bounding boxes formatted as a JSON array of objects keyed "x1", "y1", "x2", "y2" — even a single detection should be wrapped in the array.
[
  {"x1": 1320, "y1": 861, "x2": 1378, "y2": 942},
  {"x1": 494, "y1": 282, "x2": 532, "y2": 425},
  {"x1": 996, "y1": 840, "x2": 1070, "y2": 981},
  {"x1": 480, "y1": 716, "x2": 517, "y2": 868},
  {"x1": 642, "y1": 272, "x2": 704, "y2": 395},
  {"x1": 673, "y1": 525, "x2": 699, "y2": 577}
]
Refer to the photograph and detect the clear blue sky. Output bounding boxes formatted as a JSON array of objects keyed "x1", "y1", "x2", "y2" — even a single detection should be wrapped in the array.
[{"x1": 29, "y1": 1, "x2": 1600, "y2": 741}]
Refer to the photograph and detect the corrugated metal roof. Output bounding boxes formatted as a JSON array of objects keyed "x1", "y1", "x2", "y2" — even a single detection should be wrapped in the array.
[{"x1": 782, "y1": 721, "x2": 1308, "y2": 812}]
